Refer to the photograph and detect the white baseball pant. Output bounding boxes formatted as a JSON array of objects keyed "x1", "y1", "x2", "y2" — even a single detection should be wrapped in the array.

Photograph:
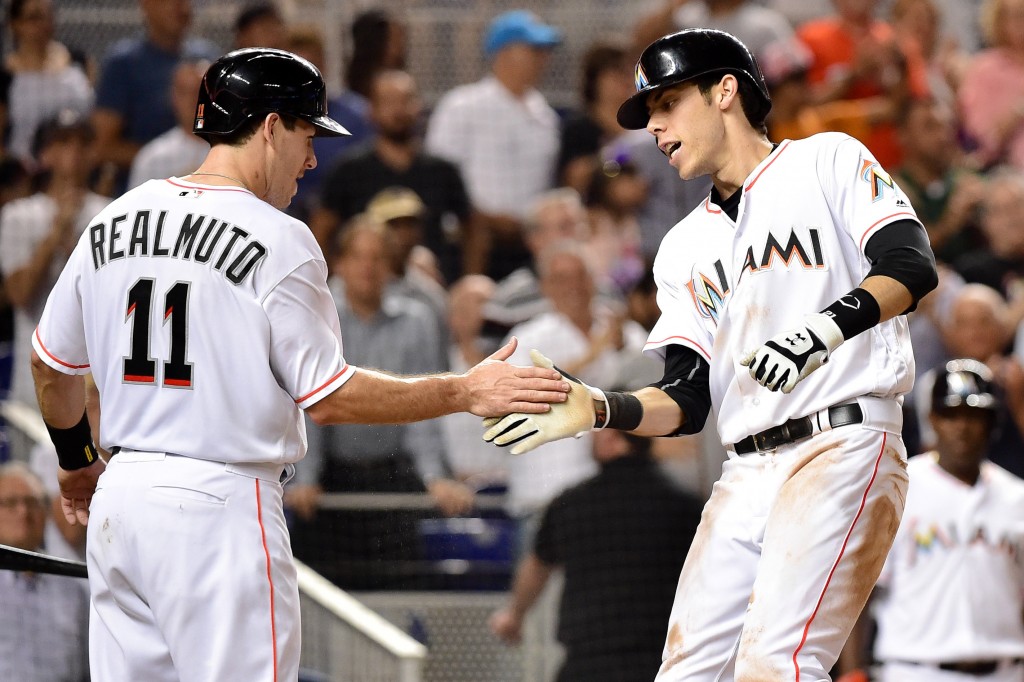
[
  {"x1": 880, "y1": 661, "x2": 1024, "y2": 682},
  {"x1": 86, "y1": 451, "x2": 299, "y2": 682},
  {"x1": 656, "y1": 404, "x2": 908, "y2": 682}
]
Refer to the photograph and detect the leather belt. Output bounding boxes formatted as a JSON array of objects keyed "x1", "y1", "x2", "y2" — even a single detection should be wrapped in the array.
[
  {"x1": 899, "y1": 658, "x2": 1024, "y2": 676},
  {"x1": 732, "y1": 404, "x2": 863, "y2": 455}
]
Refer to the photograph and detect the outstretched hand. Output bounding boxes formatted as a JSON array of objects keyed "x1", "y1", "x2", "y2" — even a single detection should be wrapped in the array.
[
  {"x1": 58, "y1": 458, "x2": 106, "y2": 526},
  {"x1": 463, "y1": 338, "x2": 569, "y2": 417},
  {"x1": 482, "y1": 350, "x2": 598, "y2": 455}
]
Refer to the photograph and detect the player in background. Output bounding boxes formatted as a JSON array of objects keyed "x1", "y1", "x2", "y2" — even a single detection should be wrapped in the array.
[
  {"x1": 841, "y1": 359, "x2": 1024, "y2": 682},
  {"x1": 29, "y1": 48, "x2": 568, "y2": 682},
  {"x1": 484, "y1": 29, "x2": 938, "y2": 681}
]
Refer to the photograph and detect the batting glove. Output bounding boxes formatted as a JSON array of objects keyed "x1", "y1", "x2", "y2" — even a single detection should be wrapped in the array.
[
  {"x1": 739, "y1": 313, "x2": 844, "y2": 393},
  {"x1": 482, "y1": 350, "x2": 602, "y2": 456}
]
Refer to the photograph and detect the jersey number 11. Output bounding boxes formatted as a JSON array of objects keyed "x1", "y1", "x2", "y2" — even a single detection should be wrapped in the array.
[{"x1": 123, "y1": 278, "x2": 193, "y2": 388}]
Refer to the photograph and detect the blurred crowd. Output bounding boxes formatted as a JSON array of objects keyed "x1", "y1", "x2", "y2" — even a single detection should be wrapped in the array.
[{"x1": 1, "y1": 0, "x2": 1024, "y2": 679}]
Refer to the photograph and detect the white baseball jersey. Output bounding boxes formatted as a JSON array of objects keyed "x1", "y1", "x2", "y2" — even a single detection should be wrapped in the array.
[
  {"x1": 874, "y1": 454, "x2": 1024, "y2": 662},
  {"x1": 643, "y1": 132, "x2": 918, "y2": 444},
  {"x1": 32, "y1": 177, "x2": 355, "y2": 465}
]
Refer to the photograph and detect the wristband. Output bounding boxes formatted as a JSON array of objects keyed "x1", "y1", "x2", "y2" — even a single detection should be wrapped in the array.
[
  {"x1": 820, "y1": 287, "x2": 882, "y2": 340},
  {"x1": 593, "y1": 391, "x2": 644, "y2": 431},
  {"x1": 46, "y1": 411, "x2": 99, "y2": 471}
]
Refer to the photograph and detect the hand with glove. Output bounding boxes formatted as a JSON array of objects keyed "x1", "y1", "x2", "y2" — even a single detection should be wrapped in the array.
[
  {"x1": 740, "y1": 312, "x2": 844, "y2": 393},
  {"x1": 482, "y1": 350, "x2": 600, "y2": 456}
]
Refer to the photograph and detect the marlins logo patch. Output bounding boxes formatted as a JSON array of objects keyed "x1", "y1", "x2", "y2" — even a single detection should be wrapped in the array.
[
  {"x1": 859, "y1": 159, "x2": 895, "y2": 202},
  {"x1": 634, "y1": 63, "x2": 649, "y2": 91}
]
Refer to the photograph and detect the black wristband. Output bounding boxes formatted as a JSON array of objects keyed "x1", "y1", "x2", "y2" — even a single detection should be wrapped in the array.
[
  {"x1": 820, "y1": 287, "x2": 882, "y2": 340},
  {"x1": 595, "y1": 391, "x2": 644, "y2": 431},
  {"x1": 46, "y1": 412, "x2": 99, "y2": 471}
]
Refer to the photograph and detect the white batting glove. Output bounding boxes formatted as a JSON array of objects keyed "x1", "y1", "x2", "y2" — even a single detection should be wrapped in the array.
[
  {"x1": 482, "y1": 350, "x2": 601, "y2": 456},
  {"x1": 739, "y1": 313, "x2": 844, "y2": 393}
]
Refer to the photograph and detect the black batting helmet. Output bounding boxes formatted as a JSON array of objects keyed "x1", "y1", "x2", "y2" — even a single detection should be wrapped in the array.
[
  {"x1": 931, "y1": 359, "x2": 1000, "y2": 413},
  {"x1": 194, "y1": 48, "x2": 349, "y2": 140},
  {"x1": 616, "y1": 28, "x2": 771, "y2": 130}
]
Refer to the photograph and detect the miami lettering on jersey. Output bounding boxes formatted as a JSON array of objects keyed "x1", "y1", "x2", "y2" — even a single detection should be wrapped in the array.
[
  {"x1": 739, "y1": 227, "x2": 826, "y2": 279},
  {"x1": 87, "y1": 210, "x2": 267, "y2": 285},
  {"x1": 905, "y1": 518, "x2": 1024, "y2": 566},
  {"x1": 860, "y1": 159, "x2": 896, "y2": 202}
]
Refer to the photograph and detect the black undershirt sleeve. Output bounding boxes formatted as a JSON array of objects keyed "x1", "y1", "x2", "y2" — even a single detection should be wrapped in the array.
[
  {"x1": 863, "y1": 219, "x2": 938, "y2": 312},
  {"x1": 647, "y1": 344, "x2": 712, "y2": 436}
]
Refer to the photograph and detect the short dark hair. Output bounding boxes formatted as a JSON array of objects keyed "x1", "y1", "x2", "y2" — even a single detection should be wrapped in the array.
[
  {"x1": 32, "y1": 110, "x2": 94, "y2": 158},
  {"x1": 693, "y1": 72, "x2": 769, "y2": 135},
  {"x1": 209, "y1": 111, "x2": 299, "y2": 148},
  {"x1": 581, "y1": 38, "x2": 629, "y2": 107}
]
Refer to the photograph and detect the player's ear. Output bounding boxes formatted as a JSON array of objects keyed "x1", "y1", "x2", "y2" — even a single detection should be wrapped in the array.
[{"x1": 718, "y1": 74, "x2": 738, "y2": 110}]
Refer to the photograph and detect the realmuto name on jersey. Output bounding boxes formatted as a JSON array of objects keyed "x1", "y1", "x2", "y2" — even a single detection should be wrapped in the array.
[{"x1": 87, "y1": 210, "x2": 267, "y2": 285}]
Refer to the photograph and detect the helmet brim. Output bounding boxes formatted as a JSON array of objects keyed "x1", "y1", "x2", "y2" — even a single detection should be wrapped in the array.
[
  {"x1": 308, "y1": 114, "x2": 350, "y2": 137},
  {"x1": 617, "y1": 86, "x2": 661, "y2": 130}
]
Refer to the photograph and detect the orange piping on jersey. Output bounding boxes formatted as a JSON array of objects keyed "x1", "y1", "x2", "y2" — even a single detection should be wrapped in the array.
[
  {"x1": 164, "y1": 178, "x2": 254, "y2": 195},
  {"x1": 255, "y1": 479, "x2": 279, "y2": 682},
  {"x1": 858, "y1": 212, "x2": 917, "y2": 250},
  {"x1": 704, "y1": 197, "x2": 722, "y2": 214},
  {"x1": 744, "y1": 140, "x2": 792, "y2": 191},
  {"x1": 294, "y1": 365, "x2": 351, "y2": 404},
  {"x1": 643, "y1": 335, "x2": 711, "y2": 361},
  {"x1": 791, "y1": 432, "x2": 888, "y2": 681},
  {"x1": 33, "y1": 328, "x2": 90, "y2": 370}
]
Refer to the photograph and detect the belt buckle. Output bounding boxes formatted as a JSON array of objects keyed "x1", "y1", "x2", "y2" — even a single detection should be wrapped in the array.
[{"x1": 752, "y1": 424, "x2": 787, "y2": 453}]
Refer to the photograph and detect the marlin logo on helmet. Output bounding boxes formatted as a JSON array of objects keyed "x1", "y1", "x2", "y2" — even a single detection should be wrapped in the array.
[{"x1": 634, "y1": 63, "x2": 649, "y2": 92}]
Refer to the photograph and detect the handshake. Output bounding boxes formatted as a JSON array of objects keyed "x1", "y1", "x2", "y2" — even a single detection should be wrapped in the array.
[{"x1": 482, "y1": 350, "x2": 603, "y2": 455}]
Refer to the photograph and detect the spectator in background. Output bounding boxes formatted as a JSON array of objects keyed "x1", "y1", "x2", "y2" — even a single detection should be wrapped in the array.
[
  {"x1": 502, "y1": 244, "x2": 649, "y2": 553},
  {"x1": 126, "y1": 59, "x2": 209, "y2": 189},
  {"x1": 91, "y1": 0, "x2": 218, "y2": 184},
  {"x1": 958, "y1": 0, "x2": 1024, "y2": 170},
  {"x1": 4, "y1": 0, "x2": 94, "y2": 167},
  {"x1": 426, "y1": 9, "x2": 562, "y2": 281},
  {"x1": 890, "y1": 0, "x2": 968, "y2": 108},
  {"x1": 283, "y1": 25, "x2": 372, "y2": 221},
  {"x1": 0, "y1": 157, "x2": 31, "y2": 402},
  {"x1": 489, "y1": 424, "x2": 703, "y2": 682},
  {"x1": 583, "y1": 158, "x2": 648, "y2": 295},
  {"x1": 954, "y1": 168, "x2": 1024, "y2": 298},
  {"x1": 0, "y1": 462, "x2": 90, "y2": 682},
  {"x1": 439, "y1": 275, "x2": 509, "y2": 486},
  {"x1": 914, "y1": 284, "x2": 1024, "y2": 478},
  {"x1": 557, "y1": 38, "x2": 634, "y2": 195},
  {"x1": 314, "y1": 70, "x2": 480, "y2": 282},
  {"x1": 632, "y1": 0, "x2": 795, "y2": 65},
  {"x1": 0, "y1": 112, "x2": 108, "y2": 410},
  {"x1": 287, "y1": 220, "x2": 473, "y2": 589},
  {"x1": 797, "y1": 0, "x2": 930, "y2": 167},
  {"x1": 232, "y1": 2, "x2": 287, "y2": 50},
  {"x1": 894, "y1": 97, "x2": 985, "y2": 264},
  {"x1": 345, "y1": 8, "x2": 408, "y2": 103}
]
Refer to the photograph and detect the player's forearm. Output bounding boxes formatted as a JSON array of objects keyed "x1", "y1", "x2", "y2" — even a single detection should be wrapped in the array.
[
  {"x1": 858, "y1": 275, "x2": 914, "y2": 323},
  {"x1": 308, "y1": 369, "x2": 468, "y2": 426},
  {"x1": 30, "y1": 351, "x2": 86, "y2": 427},
  {"x1": 631, "y1": 386, "x2": 687, "y2": 436}
]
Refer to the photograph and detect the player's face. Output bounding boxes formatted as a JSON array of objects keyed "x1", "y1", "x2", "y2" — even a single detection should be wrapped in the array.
[
  {"x1": 265, "y1": 117, "x2": 317, "y2": 210},
  {"x1": 930, "y1": 407, "x2": 993, "y2": 470},
  {"x1": 645, "y1": 82, "x2": 724, "y2": 180}
]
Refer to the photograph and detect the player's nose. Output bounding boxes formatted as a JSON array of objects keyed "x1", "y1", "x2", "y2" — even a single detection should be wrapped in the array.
[{"x1": 646, "y1": 114, "x2": 665, "y2": 137}]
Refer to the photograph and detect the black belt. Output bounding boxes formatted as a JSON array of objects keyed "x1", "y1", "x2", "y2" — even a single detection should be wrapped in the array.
[
  {"x1": 900, "y1": 659, "x2": 1024, "y2": 676},
  {"x1": 733, "y1": 404, "x2": 863, "y2": 455}
]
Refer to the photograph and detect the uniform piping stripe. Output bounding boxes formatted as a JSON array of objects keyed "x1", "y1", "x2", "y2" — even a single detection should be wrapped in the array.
[
  {"x1": 858, "y1": 212, "x2": 918, "y2": 250},
  {"x1": 745, "y1": 139, "x2": 792, "y2": 191},
  {"x1": 255, "y1": 479, "x2": 279, "y2": 682},
  {"x1": 643, "y1": 335, "x2": 711, "y2": 361},
  {"x1": 295, "y1": 365, "x2": 350, "y2": 404},
  {"x1": 164, "y1": 178, "x2": 254, "y2": 195},
  {"x1": 704, "y1": 197, "x2": 722, "y2": 214},
  {"x1": 791, "y1": 432, "x2": 888, "y2": 681},
  {"x1": 33, "y1": 328, "x2": 89, "y2": 369}
]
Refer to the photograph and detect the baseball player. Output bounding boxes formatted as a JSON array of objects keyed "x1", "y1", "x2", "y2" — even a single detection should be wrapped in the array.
[
  {"x1": 484, "y1": 29, "x2": 938, "y2": 681},
  {"x1": 29, "y1": 48, "x2": 568, "y2": 682},
  {"x1": 867, "y1": 359, "x2": 1024, "y2": 682}
]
